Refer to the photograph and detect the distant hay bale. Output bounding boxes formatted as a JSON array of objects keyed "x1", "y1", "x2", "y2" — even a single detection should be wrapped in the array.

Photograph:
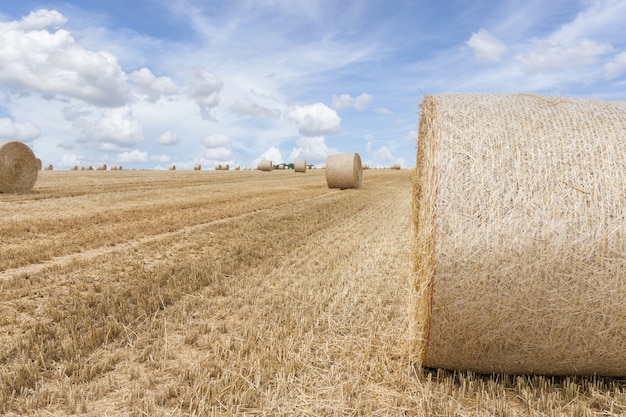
[
  {"x1": 37, "y1": 158, "x2": 42, "y2": 170},
  {"x1": 391, "y1": 163, "x2": 401, "y2": 170},
  {"x1": 194, "y1": 163, "x2": 201, "y2": 170},
  {"x1": 70, "y1": 165, "x2": 78, "y2": 170},
  {"x1": 87, "y1": 166, "x2": 94, "y2": 171},
  {"x1": 325, "y1": 153, "x2": 362, "y2": 189},
  {"x1": 44, "y1": 164, "x2": 53, "y2": 171},
  {"x1": 258, "y1": 160, "x2": 273, "y2": 171},
  {"x1": 223, "y1": 164, "x2": 229, "y2": 171},
  {"x1": 362, "y1": 164, "x2": 370, "y2": 170},
  {"x1": 413, "y1": 93, "x2": 626, "y2": 376},
  {"x1": 80, "y1": 166, "x2": 86, "y2": 171},
  {"x1": 235, "y1": 165, "x2": 240, "y2": 171},
  {"x1": 294, "y1": 159, "x2": 307, "y2": 173},
  {"x1": 169, "y1": 165, "x2": 176, "y2": 170},
  {"x1": 96, "y1": 164, "x2": 107, "y2": 171},
  {"x1": 0, "y1": 141, "x2": 39, "y2": 193}
]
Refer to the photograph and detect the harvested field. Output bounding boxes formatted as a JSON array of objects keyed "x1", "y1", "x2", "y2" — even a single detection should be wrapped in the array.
[{"x1": 1, "y1": 169, "x2": 625, "y2": 416}]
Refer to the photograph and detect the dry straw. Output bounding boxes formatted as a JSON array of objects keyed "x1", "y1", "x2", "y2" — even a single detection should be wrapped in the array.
[
  {"x1": 413, "y1": 93, "x2": 626, "y2": 376},
  {"x1": 258, "y1": 160, "x2": 273, "y2": 171},
  {"x1": 44, "y1": 164, "x2": 53, "y2": 170},
  {"x1": 0, "y1": 141, "x2": 39, "y2": 193},
  {"x1": 169, "y1": 165, "x2": 176, "y2": 170},
  {"x1": 194, "y1": 163, "x2": 201, "y2": 170},
  {"x1": 294, "y1": 159, "x2": 307, "y2": 173},
  {"x1": 326, "y1": 153, "x2": 362, "y2": 189},
  {"x1": 96, "y1": 164, "x2": 107, "y2": 171}
]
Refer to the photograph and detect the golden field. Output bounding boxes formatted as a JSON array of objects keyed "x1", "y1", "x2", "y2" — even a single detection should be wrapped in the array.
[{"x1": 1, "y1": 169, "x2": 625, "y2": 416}]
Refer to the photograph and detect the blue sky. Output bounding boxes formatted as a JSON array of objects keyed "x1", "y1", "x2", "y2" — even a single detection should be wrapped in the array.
[{"x1": 1, "y1": 0, "x2": 625, "y2": 169}]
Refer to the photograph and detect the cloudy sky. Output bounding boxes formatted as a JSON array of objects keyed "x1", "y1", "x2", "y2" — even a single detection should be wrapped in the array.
[{"x1": 1, "y1": 0, "x2": 625, "y2": 169}]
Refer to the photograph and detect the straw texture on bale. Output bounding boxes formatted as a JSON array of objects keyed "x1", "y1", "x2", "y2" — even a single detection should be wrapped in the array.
[
  {"x1": 294, "y1": 159, "x2": 307, "y2": 172},
  {"x1": 0, "y1": 141, "x2": 39, "y2": 193},
  {"x1": 326, "y1": 153, "x2": 362, "y2": 189},
  {"x1": 413, "y1": 93, "x2": 626, "y2": 376},
  {"x1": 258, "y1": 160, "x2": 273, "y2": 171}
]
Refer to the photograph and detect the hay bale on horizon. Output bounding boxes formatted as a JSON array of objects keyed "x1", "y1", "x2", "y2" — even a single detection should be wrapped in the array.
[
  {"x1": 194, "y1": 163, "x2": 201, "y2": 171},
  {"x1": 0, "y1": 141, "x2": 39, "y2": 193},
  {"x1": 169, "y1": 165, "x2": 176, "y2": 170},
  {"x1": 70, "y1": 165, "x2": 78, "y2": 170},
  {"x1": 413, "y1": 93, "x2": 626, "y2": 376},
  {"x1": 44, "y1": 164, "x2": 53, "y2": 171},
  {"x1": 258, "y1": 160, "x2": 273, "y2": 171},
  {"x1": 326, "y1": 153, "x2": 362, "y2": 189},
  {"x1": 96, "y1": 164, "x2": 107, "y2": 171},
  {"x1": 87, "y1": 166, "x2": 94, "y2": 171},
  {"x1": 391, "y1": 163, "x2": 401, "y2": 170},
  {"x1": 294, "y1": 159, "x2": 307, "y2": 173}
]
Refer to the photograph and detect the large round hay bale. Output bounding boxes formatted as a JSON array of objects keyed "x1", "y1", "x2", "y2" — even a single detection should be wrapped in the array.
[
  {"x1": 294, "y1": 159, "x2": 307, "y2": 173},
  {"x1": 326, "y1": 153, "x2": 362, "y2": 189},
  {"x1": 413, "y1": 93, "x2": 626, "y2": 376},
  {"x1": 258, "y1": 160, "x2": 273, "y2": 171},
  {"x1": 0, "y1": 141, "x2": 39, "y2": 193},
  {"x1": 194, "y1": 163, "x2": 201, "y2": 171}
]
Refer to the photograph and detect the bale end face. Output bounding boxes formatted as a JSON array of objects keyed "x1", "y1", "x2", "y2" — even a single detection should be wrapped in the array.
[{"x1": 0, "y1": 141, "x2": 39, "y2": 193}]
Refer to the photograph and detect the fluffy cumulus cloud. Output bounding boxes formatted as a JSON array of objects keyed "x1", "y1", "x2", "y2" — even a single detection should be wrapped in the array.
[
  {"x1": 254, "y1": 146, "x2": 283, "y2": 167},
  {"x1": 203, "y1": 146, "x2": 232, "y2": 160},
  {"x1": 129, "y1": 68, "x2": 178, "y2": 102},
  {"x1": 187, "y1": 68, "x2": 223, "y2": 120},
  {"x1": 288, "y1": 136, "x2": 337, "y2": 165},
  {"x1": 605, "y1": 51, "x2": 626, "y2": 79},
  {"x1": 156, "y1": 130, "x2": 180, "y2": 146},
  {"x1": 73, "y1": 105, "x2": 144, "y2": 150},
  {"x1": 0, "y1": 118, "x2": 41, "y2": 141},
  {"x1": 203, "y1": 134, "x2": 232, "y2": 148},
  {"x1": 517, "y1": 39, "x2": 613, "y2": 72},
  {"x1": 287, "y1": 103, "x2": 341, "y2": 137},
  {"x1": 118, "y1": 149, "x2": 148, "y2": 163},
  {"x1": 0, "y1": 9, "x2": 130, "y2": 106},
  {"x1": 467, "y1": 29, "x2": 506, "y2": 62},
  {"x1": 331, "y1": 93, "x2": 373, "y2": 110},
  {"x1": 230, "y1": 98, "x2": 282, "y2": 119}
]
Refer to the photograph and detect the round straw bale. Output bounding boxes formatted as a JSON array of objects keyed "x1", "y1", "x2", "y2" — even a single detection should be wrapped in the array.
[
  {"x1": 0, "y1": 141, "x2": 39, "y2": 193},
  {"x1": 37, "y1": 158, "x2": 42, "y2": 170},
  {"x1": 413, "y1": 93, "x2": 626, "y2": 376},
  {"x1": 194, "y1": 163, "x2": 201, "y2": 170},
  {"x1": 294, "y1": 159, "x2": 307, "y2": 173},
  {"x1": 44, "y1": 164, "x2": 53, "y2": 170},
  {"x1": 71, "y1": 165, "x2": 78, "y2": 170},
  {"x1": 96, "y1": 164, "x2": 107, "y2": 171},
  {"x1": 391, "y1": 163, "x2": 401, "y2": 170},
  {"x1": 325, "y1": 153, "x2": 362, "y2": 189},
  {"x1": 258, "y1": 160, "x2": 273, "y2": 171},
  {"x1": 235, "y1": 165, "x2": 240, "y2": 170},
  {"x1": 87, "y1": 165, "x2": 93, "y2": 171},
  {"x1": 169, "y1": 165, "x2": 176, "y2": 170}
]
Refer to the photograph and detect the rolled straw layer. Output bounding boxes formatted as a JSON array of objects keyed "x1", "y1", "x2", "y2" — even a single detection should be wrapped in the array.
[
  {"x1": 294, "y1": 159, "x2": 307, "y2": 172},
  {"x1": 258, "y1": 160, "x2": 273, "y2": 171},
  {"x1": 326, "y1": 153, "x2": 362, "y2": 189},
  {"x1": 413, "y1": 93, "x2": 626, "y2": 376},
  {"x1": 0, "y1": 141, "x2": 39, "y2": 193}
]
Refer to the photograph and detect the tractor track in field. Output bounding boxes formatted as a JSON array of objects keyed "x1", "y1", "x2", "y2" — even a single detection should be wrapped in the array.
[{"x1": 0, "y1": 190, "x2": 338, "y2": 281}]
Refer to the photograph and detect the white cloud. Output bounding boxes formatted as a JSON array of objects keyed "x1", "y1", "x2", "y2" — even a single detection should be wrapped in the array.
[
  {"x1": 374, "y1": 108, "x2": 394, "y2": 115},
  {"x1": 254, "y1": 146, "x2": 283, "y2": 166},
  {"x1": 129, "y1": 67, "x2": 178, "y2": 102},
  {"x1": 287, "y1": 136, "x2": 337, "y2": 165},
  {"x1": 287, "y1": 103, "x2": 341, "y2": 136},
  {"x1": 605, "y1": 51, "x2": 626, "y2": 79},
  {"x1": 467, "y1": 29, "x2": 506, "y2": 62},
  {"x1": 118, "y1": 149, "x2": 148, "y2": 163},
  {"x1": 230, "y1": 98, "x2": 282, "y2": 119},
  {"x1": 517, "y1": 38, "x2": 612, "y2": 72},
  {"x1": 0, "y1": 9, "x2": 130, "y2": 106},
  {"x1": 75, "y1": 105, "x2": 144, "y2": 149},
  {"x1": 332, "y1": 93, "x2": 372, "y2": 110},
  {"x1": 550, "y1": 0, "x2": 626, "y2": 45},
  {"x1": 150, "y1": 154, "x2": 171, "y2": 163},
  {"x1": 156, "y1": 130, "x2": 180, "y2": 146},
  {"x1": 0, "y1": 118, "x2": 41, "y2": 141},
  {"x1": 187, "y1": 68, "x2": 223, "y2": 120},
  {"x1": 57, "y1": 141, "x2": 75, "y2": 150},
  {"x1": 203, "y1": 146, "x2": 232, "y2": 160},
  {"x1": 203, "y1": 134, "x2": 232, "y2": 148}
]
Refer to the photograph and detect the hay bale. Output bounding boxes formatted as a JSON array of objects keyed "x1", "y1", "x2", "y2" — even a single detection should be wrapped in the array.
[
  {"x1": 194, "y1": 163, "x2": 201, "y2": 171},
  {"x1": 96, "y1": 164, "x2": 107, "y2": 171},
  {"x1": 0, "y1": 141, "x2": 39, "y2": 193},
  {"x1": 258, "y1": 160, "x2": 273, "y2": 171},
  {"x1": 413, "y1": 93, "x2": 626, "y2": 376},
  {"x1": 169, "y1": 165, "x2": 176, "y2": 170},
  {"x1": 391, "y1": 163, "x2": 401, "y2": 170},
  {"x1": 37, "y1": 158, "x2": 42, "y2": 170},
  {"x1": 325, "y1": 153, "x2": 362, "y2": 189},
  {"x1": 70, "y1": 165, "x2": 78, "y2": 170},
  {"x1": 44, "y1": 164, "x2": 53, "y2": 170},
  {"x1": 87, "y1": 165, "x2": 93, "y2": 171},
  {"x1": 294, "y1": 159, "x2": 307, "y2": 173}
]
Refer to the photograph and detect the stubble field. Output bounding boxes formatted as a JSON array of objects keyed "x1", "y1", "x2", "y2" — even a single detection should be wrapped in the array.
[{"x1": 1, "y1": 169, "x2": 625, "y2": 416}]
